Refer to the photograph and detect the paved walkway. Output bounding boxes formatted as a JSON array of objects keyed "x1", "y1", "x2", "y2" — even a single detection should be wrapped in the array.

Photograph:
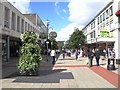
[{"x1": 1, "y1": 54, "x2": 120, "y2": 89}]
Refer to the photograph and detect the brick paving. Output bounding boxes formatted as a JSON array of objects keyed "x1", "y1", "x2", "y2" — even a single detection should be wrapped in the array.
[{"x1": 1, "y1": 54, "x2": 119, "y2": 89}]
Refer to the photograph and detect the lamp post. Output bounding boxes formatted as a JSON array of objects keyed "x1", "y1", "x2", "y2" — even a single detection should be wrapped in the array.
[{"x1": 46, "y1": 19, "x2": 49, "y2": 61}]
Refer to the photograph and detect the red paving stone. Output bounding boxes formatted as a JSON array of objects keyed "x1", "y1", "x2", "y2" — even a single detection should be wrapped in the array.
[
  {"x1": 53, "y1": 65, "x2": 89, "y2": 68},
  {"x1": 89, "y1": 66, "x2": 120, "y2": 88}
]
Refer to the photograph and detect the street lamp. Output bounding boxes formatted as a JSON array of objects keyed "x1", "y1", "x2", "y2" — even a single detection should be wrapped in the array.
[
  {"x1": 46, "y1": 19, "x2": 49, "y2": 61},
  {"x1": 46, "y1": 19, "x2": 49, "y2": 40}
]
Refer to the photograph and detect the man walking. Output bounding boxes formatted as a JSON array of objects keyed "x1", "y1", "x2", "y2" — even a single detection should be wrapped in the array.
[
  {"x1": 94, "y1": 48, "x2": 100, "y2": 66},
  {"x1": 50, "y1": 49, "x2": 56, "y2": 65}
]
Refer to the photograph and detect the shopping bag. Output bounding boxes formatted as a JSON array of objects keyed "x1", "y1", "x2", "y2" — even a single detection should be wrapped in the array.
[{"x1": 86, "y1": 58, "x2": 89, "y2": 64}]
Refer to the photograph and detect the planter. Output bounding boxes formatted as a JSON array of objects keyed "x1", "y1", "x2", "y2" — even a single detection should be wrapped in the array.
[{"x1": 20, "y1": 68, "x2": 39, "y2": 76}]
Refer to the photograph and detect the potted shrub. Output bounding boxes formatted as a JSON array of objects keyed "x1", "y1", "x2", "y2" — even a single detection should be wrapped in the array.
[{"x1": 17, "y1": 31, "x2": 42, "y2": 76}]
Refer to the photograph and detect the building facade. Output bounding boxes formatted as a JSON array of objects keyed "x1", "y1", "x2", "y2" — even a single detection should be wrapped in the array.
[
  {"x1": 82, "y1": 0, "x2": 120, "y2": 64},
  {"x1": 0, "y1": 1, "x2": 47, "y2": 61}
]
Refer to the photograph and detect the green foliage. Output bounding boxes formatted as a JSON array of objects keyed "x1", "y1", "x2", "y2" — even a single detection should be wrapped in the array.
[
  {"x1": 18, "y1": 31, "x2": 42, "y2": 75},
  {"x1": 66, "y1": 28, "x2": 86, "y2": 49},
  {"x1": 49, "y1": 37, "x2": 58, "y2": 49},
  {"x1": 39, "y1": 32, "x2": 47, "y2": 39}
]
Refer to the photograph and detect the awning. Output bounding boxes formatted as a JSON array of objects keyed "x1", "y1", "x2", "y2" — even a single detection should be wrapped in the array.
[{"x1": 115, "y1": 10, "x2": 120, "y2": 17}]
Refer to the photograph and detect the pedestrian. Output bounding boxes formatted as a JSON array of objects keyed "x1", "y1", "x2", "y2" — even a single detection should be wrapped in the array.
[
  {"x1": 94, "y1": 48, "x2": 100, "y2": 66},
  {"x1": 87, "y1": 49, "x2": 94, "y2": 67},
  {"x1": 50, "y1": 49, "x2": 56, "y2": 65},
  {"x1": 62, "y1": 48, "x2": 66, "y2": 59},
  {"x1": 75, "y1": 49, "x2": 79, "y2": 60}
]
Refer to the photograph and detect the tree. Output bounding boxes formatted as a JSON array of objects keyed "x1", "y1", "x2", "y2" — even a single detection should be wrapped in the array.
[
  {"x1": 49, "y1": 37, "x2": 58, "y2": 49},
  {"x1": 67, "y1": 28, "x2": 86, "y2": 49},
  {"x1": 49, "y1": 31, "x2": 58, "y2": 49}
]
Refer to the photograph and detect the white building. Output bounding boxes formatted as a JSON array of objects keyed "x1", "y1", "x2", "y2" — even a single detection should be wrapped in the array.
[
  {"x1": 82, "y1": 0, "x2": 120, "y2": 64},
  {"x1": 0, "y1": 0, "x2": 47, "y2": 61}
]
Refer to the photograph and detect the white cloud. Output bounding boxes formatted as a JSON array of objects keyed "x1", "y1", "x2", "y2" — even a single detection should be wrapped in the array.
[
  {"x1": 7, "y1": 0, "x2": 31, "y2": 13},
  {"x1": 68, "y1": 0, "x2": 111, "y2": 25},
  {"x1": 57, "y1": 0, "x2": 111, "y2": 41},
  {"x1": 56, "y1": 23, "x2": 84, "y2": 41},
  {"x1": 62, "y1": 9, "x2": 67, "y2": 13}
]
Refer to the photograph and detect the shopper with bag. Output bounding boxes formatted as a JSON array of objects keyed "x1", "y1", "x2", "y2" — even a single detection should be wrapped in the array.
[{"x1": 87, "y1": 49, "x2": 94, "y2": 67}]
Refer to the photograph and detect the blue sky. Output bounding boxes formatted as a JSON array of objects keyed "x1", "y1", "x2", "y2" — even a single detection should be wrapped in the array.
[
  {"x1": 29, "y1": 2, "x2": 70, "y2": 33},
  {"x1": 8, "y1": 0, "x2": 110, "y2": 41}
]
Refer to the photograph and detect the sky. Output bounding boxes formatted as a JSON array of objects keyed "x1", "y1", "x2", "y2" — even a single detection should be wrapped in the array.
[{"x1": 7, "y1": 0, "x2": 111, "y2": 41}]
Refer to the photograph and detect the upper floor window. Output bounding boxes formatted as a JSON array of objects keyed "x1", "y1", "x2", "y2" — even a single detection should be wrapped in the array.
[
  {"x1": 100, "y1": 15, "x2": 102, "y2": 23},
  {"x1": 25, "y1": 22, "x2": 27, "y2": 31},
  {"x1": 109, "y1": 6, "x2": 113, "y2": 16},
  {"x1": 97, "y1": 17, "x2": 99, "y2": 24},
  {"x1": 103, "y1": 12, "x2": 105, "y2": 21},
  {"x1": 106, "y1": 9, "x2": 109, "y2": 19},
  {"x1": 11, "y1": 12, "x2": 16, "y2": 30},
  {"x1": 21, "y1": 19, "x2": 24, "y2": 33},
  {"x1": 17, "y1": 16, "x2": 20, "y2": 32},
  {"x1": 4, "y1": 7, "x2": 10, "y2": 28},
  {"x1": 28, "y1": 24, "x2": 30, "y2": 31}
]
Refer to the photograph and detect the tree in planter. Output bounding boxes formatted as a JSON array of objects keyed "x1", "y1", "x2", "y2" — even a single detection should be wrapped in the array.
[{"x1": 17, "y1": 31, "x2": 42, "y2": 76}]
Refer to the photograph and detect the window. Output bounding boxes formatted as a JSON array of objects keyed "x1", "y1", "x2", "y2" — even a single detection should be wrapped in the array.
[
  {"x1": 109, "y1": 6, "x2": 113, "y2": 16},
  {"x1": 4, "y1": 7, "x2": 10, "y2": 28},
  {"x1": 31, "y1": 25, "x2": 32, "y2": 31},
  {"x1": 17, "y1": 16, "x2": 20, "y2": 32},
  {"x1": 91, "y1": 31, "x2": 95, "y2": 38},
  {"x1": 11, "y1": 12, "x2": 16, "y2": 30},
  {"x1": 28, "y1": 24, "x2": 30, "y2": 31},
  {"x1": 97, "y1": 17, "x2": 99, "y2": 24},
  {"x1": 21, "y1": 19, "x2": 24, "y2": 33},
  {"x1": 100, "y1": 15, "x2": 102, "y2": 23},
  {"x1": 25, "y1": 22, "x2": 27, "y2": 31},
  {"x1": 106, "y1": 9, "x2": 109, "y2": 19},
  {"x1": 110, "y1": 19, "x2": 113, "y2": 24},
  {"x1": 103, "y1": 12, "x2": 105, "y2": 21}
]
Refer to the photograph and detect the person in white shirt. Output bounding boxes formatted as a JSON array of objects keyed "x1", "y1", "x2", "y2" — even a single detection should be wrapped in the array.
[{"x1": 50, "y1": 49, "x2": 56, "y2": 65}]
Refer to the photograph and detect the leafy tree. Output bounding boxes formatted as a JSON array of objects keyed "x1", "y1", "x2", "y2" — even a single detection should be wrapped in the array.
[
  {"x1": 49, "y1": 31, "x2": 58, "y2": 49},
  {"x1": 49, "y1": 37, "x2": 58, "y2": 49},
  {"x1": 67, "y1": 28, "x2": 86, "y2": 49}
]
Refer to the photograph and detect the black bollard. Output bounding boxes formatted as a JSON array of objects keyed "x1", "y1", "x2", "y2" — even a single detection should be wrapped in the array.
[{"x1": 107, "y1": 59, "x2": 115, "y2": 70}]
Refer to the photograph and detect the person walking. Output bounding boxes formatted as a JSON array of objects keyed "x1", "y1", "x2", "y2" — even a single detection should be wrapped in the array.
[
  {"x1": 50, "y1": 49, "x2": 56, "y2": 65},
  {"x1": 87, "y1": 49, "x2": 94, "y2": 67},
  {"x1": 75, "y1": 49, "x2": 79, "y2": 60},
  {"x1": 94, "y1": 48, "x2": 100, "y2": 66},
  {"x1": 62, "y1": 48, "x2": 66, "y2": 59}
]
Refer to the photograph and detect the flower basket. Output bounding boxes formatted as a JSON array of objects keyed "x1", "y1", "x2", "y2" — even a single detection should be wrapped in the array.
[{"x1": 17, "y1": 31, "x2": 42, "y2": 76}]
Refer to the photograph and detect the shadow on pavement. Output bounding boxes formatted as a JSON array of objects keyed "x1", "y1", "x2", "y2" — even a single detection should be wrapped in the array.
[
  {"x1": 2, "y1": 53, "x2": 75, "y2": 83},
  {"x1": 11, "y1": 69, "x2": 74, "y2": 83}
]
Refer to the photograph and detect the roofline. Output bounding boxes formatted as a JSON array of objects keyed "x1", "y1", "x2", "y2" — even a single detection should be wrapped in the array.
[
  {"x1": 95, "y1": 1, "x2": 113, "y2": 18},
  {"x1": 82, "y1": 1, "x2": 113, "y2": 30}
]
